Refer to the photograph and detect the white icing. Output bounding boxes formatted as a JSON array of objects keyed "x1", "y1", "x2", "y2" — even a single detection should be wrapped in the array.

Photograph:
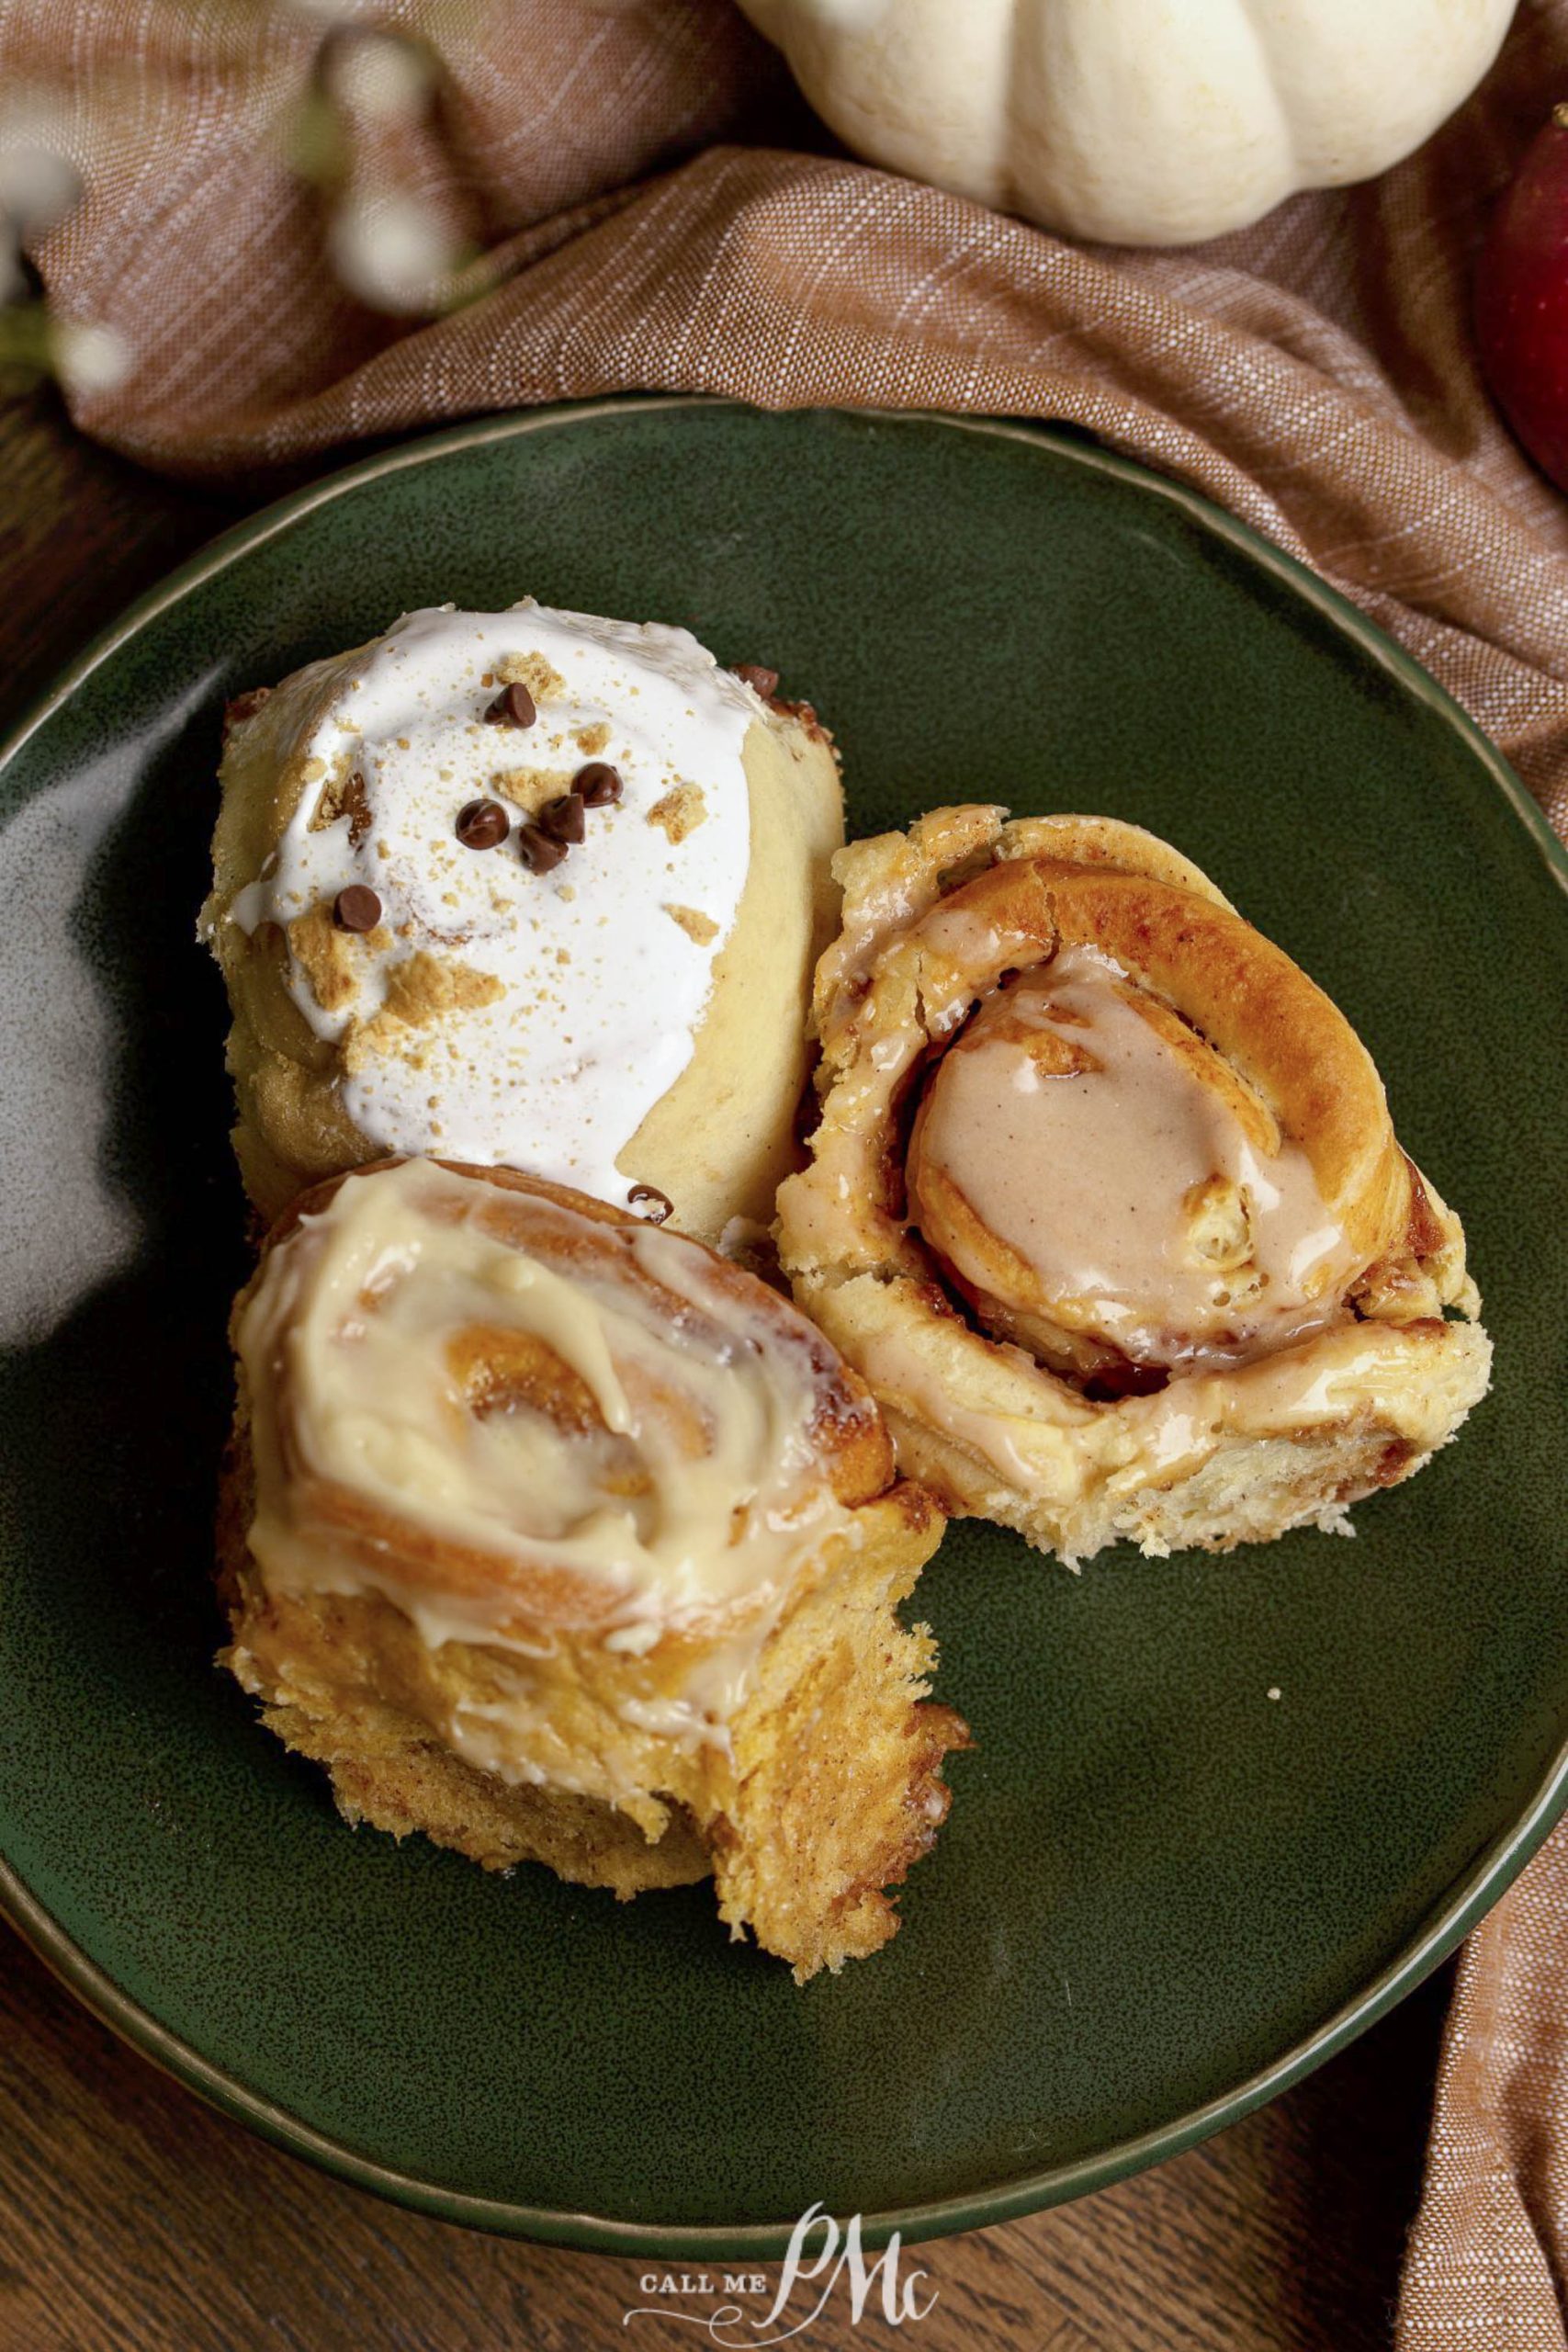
[
  {"x1": 230, "y1": 603, "x2": 761, "y2": 1209},
  {"x1": 238, "y1": 1162, "x2": 858, "y2": 1710}
]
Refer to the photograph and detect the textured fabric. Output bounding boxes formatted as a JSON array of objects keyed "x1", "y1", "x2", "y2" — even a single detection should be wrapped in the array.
[
  {"x1": 5, "y1": 2, "x2": 1568, "y2": 2339},
  {"x1": 8, "y1": 0, "x2": 1568, "y2": 832},
  {"x1": 1401, "y1": 1839, "x2": 1568, "y2": 2352},
  {"x1": 5, "y1": 0, "x2": 1568, "y2": 831}
]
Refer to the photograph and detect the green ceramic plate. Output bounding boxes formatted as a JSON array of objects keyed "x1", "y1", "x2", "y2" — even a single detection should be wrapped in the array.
[{"x1": 1, "y1": 401, "x2": 1565, "y2": 2256}]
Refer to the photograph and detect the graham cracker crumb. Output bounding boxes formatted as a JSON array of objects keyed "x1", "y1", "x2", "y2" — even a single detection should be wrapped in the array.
[
  {"x1": 344, "y1": 952, "x2": 505, "y2": 1066},
  {"x1": 647, "y1": 784, "x2": 707, "y2": 844},
  {"x1": 498, "y1": 651, "x2": 566, "y2": 700},
  {"x1": 288, "y1": 901, "x2": 386, "y2": 1015},
  {"x1": 492, "y1": 764, "x2": 575, "y2": 817},
  {"x1": 664, "y1": 902, "x2": 719, "y2": 947},
  {"x1": 389, "y1": 955, "x2": 502, "y2": 1021},
  {"x1": 573, "y1": 721, "x2": 612, "y2": 755}
]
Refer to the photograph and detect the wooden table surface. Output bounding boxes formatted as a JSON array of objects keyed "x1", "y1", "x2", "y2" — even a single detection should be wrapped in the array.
[{"x1": 0, "y1": 386, "x2": 1451, "y2": 2352}]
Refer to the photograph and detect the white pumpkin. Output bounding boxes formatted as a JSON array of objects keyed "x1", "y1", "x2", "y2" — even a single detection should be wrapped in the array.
[{"x1": 736, "y1": 0, "x2": 1517, "y2": 246}]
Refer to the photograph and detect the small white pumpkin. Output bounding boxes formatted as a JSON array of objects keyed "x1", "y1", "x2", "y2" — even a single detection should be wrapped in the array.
[{"x1": 736, "y1": 0, "x2": 1517, "y2": 246}]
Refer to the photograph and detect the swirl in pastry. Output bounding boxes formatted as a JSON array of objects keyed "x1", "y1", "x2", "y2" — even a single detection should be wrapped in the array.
[
  {"x1": 777, "y1": 808, "x2": 1491, "y2": 1564},
  {"x1": 220, "y1": 1156, "x2": 965, "y2": 1979}
]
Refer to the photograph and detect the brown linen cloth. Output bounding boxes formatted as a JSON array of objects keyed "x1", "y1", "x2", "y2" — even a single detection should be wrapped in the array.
[
  {"x1": 4, "y1": 0, "x2": 1568, "y2": 833},
  {"x1": 4, "y1": 1, "x2": 1567, "y2": 2339}
]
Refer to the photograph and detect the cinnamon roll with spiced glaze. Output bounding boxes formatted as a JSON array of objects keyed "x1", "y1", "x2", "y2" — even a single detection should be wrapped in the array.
[
  {"x1": 220, "y1": 1157, "x2": 964, "y2": 1980},
  {"x1": 776, "y1": 808, "x2": 1491, "y2": 1564}
]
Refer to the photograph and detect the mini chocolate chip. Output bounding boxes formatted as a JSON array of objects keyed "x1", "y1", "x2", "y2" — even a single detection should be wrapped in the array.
[
  {"x1": 539, "y1": 792, "x2": 587, "y2": 844},
  {"x1": 456, "y1": 797, "x2": 510, "y2": 850},
  {"x1": 333, "y1": 885, "x2": 381, "y2": 933},
  {"x1": 574, "y1": 761, "x2": 622, "y2": 807},
  {"x1": 627, "y1": 1184, "x2": 673, "y2": 1225},
  {"x1": 484, "y1": 681, "x2": 536, "y2": 728},
  {"x1": 730, "y1": 662, "x2": 780, "y2": 699},
  {"x1": 518, "y1": 821, "x2": 569, "y2": 874}
]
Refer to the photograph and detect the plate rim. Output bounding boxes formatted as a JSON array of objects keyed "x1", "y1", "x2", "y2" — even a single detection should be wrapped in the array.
[{"x1": 2, "y1": 393, "x2": 1565, "y2": 2257}]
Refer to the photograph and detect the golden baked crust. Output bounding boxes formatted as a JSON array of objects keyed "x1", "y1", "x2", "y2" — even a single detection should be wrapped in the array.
[
  {"x1": 776, "y1": 808, "x2": 1492, "y2": 1564},
  {"x1": 220, "y1": 1159, "x2": 966, "y2": 1979},
  {"x1": 200, "y1": 638, "x2": 844, "y2": 1240},
  {"x1": 617, "y1": 694, "x2": 843, "y2": 1239}
]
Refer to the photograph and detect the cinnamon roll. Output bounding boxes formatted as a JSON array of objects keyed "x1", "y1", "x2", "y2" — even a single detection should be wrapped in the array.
[
  {"x1": 200, "y1": 604, "x2": 843, "y2": 1239},
  {"x1": 220, "y1": 1156, "x2": 965, "y2": 1980},
  {"x1": 777, "y1": 808, "x2": 1492, "y2": 1565}
]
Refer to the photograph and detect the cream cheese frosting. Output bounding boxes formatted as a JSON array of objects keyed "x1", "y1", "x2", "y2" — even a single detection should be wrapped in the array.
[
  {"x1": 237, "y1": 1160, "x2": 856, "y2": 1690},
  {"x1": 224, "y1": 602, "x2": 764, "y2": 1210}
]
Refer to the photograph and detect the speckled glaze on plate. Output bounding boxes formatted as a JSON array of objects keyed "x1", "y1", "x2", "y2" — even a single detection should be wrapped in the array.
[{"x1": 0, "y1": 401, "x2": 1564, "y2": 2257}]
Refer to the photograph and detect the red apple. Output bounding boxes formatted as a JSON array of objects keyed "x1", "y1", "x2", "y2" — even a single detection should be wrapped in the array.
[{"x1": 1477, "y1": 104, "x2": 1568, "y2": 494}]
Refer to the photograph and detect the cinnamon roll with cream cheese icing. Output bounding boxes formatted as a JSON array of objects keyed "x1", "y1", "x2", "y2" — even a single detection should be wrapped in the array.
[
  {"x1": 776, "y1": 808, "x2": 1491, "y2": 1564},
  {"x1": 220, "y1": 1156, "x2": 965, "y2": 1979},
  {"x1": 200, "y1": 603, "x2": 843, "y2": 1238}
]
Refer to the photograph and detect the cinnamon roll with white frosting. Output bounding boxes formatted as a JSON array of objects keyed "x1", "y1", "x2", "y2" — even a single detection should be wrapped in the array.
[
  {"x1": 200, "y1": 603, "x2": 843, "y2": 1239},
  {"x1": 220, "y1": 1156, "x2": 965, "y2": 1980},
  {"x1": 777, "y1": 808, "x2": 1491, "y2": 1565}
]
